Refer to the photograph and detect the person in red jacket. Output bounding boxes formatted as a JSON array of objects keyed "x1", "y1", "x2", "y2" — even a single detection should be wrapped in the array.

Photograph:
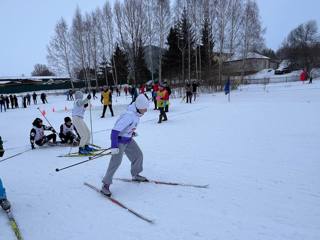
[
  {"x1": 300, "y1": 69, "x2": 308, "y2": 82},
  {"x1": 139, "y1": 84, "x2": 145, "y2": 94},
  {"x1": 152, "y1": 82, "x2": 159, "y2": 110}
]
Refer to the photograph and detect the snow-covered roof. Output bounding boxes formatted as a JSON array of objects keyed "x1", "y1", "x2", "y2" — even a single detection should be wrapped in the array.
[
  {"x1": 226, "y1": 52, "x2": 270, "y2": 62},
  {"x1": 0, "y1": 76, "x2": 69, "y2": 81},
  {"x1": 0, "y1": 81, "x2": 11, "y2": 85}
]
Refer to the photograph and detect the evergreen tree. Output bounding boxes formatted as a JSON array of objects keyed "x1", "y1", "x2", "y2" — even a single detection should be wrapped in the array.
[
  {"x1": 177, "y1": 8, "x2": 195, "y2": 83},
  {"x1": 111, "y1": 44, "x2": 129, "y2": 85},
  {"x1": 200, "y1": 16, "x2": 215, "y2": 82},
  {"x1": 134, "y1": 40, "x2": 151, "y2": 86},
  {"x1": 162, "y1": 26, "x2": 181, "y2": 80}
]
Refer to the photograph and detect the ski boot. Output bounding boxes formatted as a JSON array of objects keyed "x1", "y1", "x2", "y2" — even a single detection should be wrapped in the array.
[
  {"x1": 132, "y1": 175, "x2": 149, "y2": 182},
  {"x1": 101, "y1": 184, "x2": 112, "y2": 197},
  {"x1": 79, "y1": 147, "x2": 90, "y2": 155},
  {"x1": 85, "y1": 145, "x2": 99, "y2": 152},
  {"x1": 0, "y1": 199, "x2": 11, "y2": 211}
]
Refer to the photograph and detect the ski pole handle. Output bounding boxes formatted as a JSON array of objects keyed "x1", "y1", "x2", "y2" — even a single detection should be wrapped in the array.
[{"x1": 89, "y1": 148, "x2": 111, "y2": 160}]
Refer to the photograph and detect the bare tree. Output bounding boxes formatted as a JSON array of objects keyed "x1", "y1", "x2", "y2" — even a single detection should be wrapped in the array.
[
  {"x1": 32, "y1": 64, "x2": 55, "y2": 76},
  {"x1": 154, "y1": 0, "x2": 171, "y2": 82},
  {"x1": 114, "y1": 0, "x2": 148, "y2": 85},
  {"x1": 240, "y1": 0, "x2": 265, "y2": 79},
  {"x1": 145, "y1": 0, "x2": 156, "y2": 82},
  {"x1": 70, "y1": 7, "x2": 88, "y2": 84},
  {"x1": 279, "y1": 20, "x2": 320, "y2": 70},
  {"x1": 47, "y1": 18, "x2": 74, "y2": 88},
  {"x1": 215, "y1": 0, "x2": 231, "y2": 87},
  {"x1": 101, "y1": 1, "x2": 118, "y2": 86},
  {"x1": 188, "y1": 0, "x2": 204, "y2": 82},
  {"x1": 227, "y1": 0, "x2": 244, "y2": 55}
]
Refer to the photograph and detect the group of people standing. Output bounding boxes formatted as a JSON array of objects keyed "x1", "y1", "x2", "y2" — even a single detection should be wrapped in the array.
[
  {"x1": 185, "y1": 81, "x2": 199, "y2": 103},
  {"x1": 0, "y1": 92, "x2": 49, "y2": 112}
]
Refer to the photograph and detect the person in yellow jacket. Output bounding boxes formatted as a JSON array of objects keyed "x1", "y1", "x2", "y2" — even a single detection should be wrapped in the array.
[
  {"x1": 156, "y1": 84, "x2": 168, "y2": 123},
  {"x1": 101, "y1": 86, "x2": 114, "y2": 118}
]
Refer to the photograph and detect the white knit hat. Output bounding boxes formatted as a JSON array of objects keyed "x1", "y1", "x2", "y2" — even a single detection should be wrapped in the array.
[
  {"x1": 75, "y1": 91, "x2": 83, "y2": 100},
  {"x1": 135, "y1": 94, "x2": 149, "y2": 109}
]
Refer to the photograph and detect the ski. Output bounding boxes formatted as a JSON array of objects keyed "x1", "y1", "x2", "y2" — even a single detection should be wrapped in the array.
[
  {"x1": 57, "y1": 148, "x2": 108, "y2": 158},
  {"x1": 84, "y1": 182, "x2": 154, "y2": 224},
  {"x1": 5, "y1": 210, "x2": 23, "y2": 240},
  {"x1": 114, "y1": 178, "x2": 209, "y2": 189}
]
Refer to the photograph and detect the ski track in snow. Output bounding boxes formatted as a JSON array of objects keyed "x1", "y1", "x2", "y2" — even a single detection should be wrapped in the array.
[{"x1": 1, "y1": 80, "x2": 320, "y2": 240}]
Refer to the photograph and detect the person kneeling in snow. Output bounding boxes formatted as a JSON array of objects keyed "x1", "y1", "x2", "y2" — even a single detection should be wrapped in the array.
[
  {"x1": 59, "y1": 117, "x2": 80, "y2": 145},
  {"x1": 101, "y1": 94, "x2": 149, "y2": 197},
  {"x1": 30, "y1": 118, "x2": 57, "y2": 149},
  {"x1": 0, "y1": 137, "x2": 11, "y2": 211}
]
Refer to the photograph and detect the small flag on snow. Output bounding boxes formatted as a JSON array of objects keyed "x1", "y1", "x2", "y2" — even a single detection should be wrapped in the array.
[
  {"x1": 42, "y1": 110, "x2": 46, "y2": 116},
  {"x1": 52, "y1": 107, "x2": 55, "y2": 112},
  {"x1": 64, "y1": 106, "x2": 68, "y2": 111}
]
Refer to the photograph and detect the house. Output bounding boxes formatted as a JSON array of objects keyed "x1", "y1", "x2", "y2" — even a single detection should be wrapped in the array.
[{"x1": 223, "y1": 52, "x2": 278, "y2": 76}]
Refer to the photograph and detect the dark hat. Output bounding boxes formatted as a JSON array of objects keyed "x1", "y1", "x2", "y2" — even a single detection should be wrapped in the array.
[
  {"x1": 32, "y1": 118, "x2": 43, "y2": 127},
  {"x1": 64, "y1": 117, "x2": 72, "y2": 123}
]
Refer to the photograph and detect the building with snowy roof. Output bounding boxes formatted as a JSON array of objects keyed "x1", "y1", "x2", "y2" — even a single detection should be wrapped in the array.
[{"x1": 223, "y1": 52, "x2": 278, "y2": 76}]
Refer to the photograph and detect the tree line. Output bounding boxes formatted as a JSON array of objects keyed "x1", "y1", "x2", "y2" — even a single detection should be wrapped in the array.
[{"x1": 46, "y1": 0, "x2": 265, "y2": 89}]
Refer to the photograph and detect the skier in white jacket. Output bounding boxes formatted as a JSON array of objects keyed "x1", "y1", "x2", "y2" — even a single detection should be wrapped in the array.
[
  {"x1": 72, "y1": 91, "x2": 94, "y2": 155},
  {"x1": 101, "y1": 94, "x2": 149, "y2": 196}
]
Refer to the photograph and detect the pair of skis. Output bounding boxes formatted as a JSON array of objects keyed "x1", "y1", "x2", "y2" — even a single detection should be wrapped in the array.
[
  {"x1": 2, "y1": 209, "x2": 23, "y2": 240},
  {"x1": 84, "y1": 178, "x2": 208, "y2": 224}
]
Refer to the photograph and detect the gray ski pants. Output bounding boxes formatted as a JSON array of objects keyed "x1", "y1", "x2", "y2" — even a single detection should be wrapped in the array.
[{"x1": 102, "y1": 139, "x2": 143, "y2": 185}]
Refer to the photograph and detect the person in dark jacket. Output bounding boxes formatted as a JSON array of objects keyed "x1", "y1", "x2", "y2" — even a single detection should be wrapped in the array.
[
  {"x1": 32, "y1": 92, "x2": 37, "y2": 104},
  {"x1": 185, "y1": 83, "x2": 192, "y2": 103},
  {"x1": 192, "y1": 81, "x2": 199, "y2": 101},
  {"x1": 14, "y1": 95, "x2": 18, "y2": 108},
  {"x1": 9, "y1": 95, "x2": 14, "y2": 108},
  {"x1": 4, "y1": 96, "x2": 9, "y2": 109},
  {"x1": 0, "y1": 95, "x2": 6, "y2": 112},
  {"x1": 26, "y1": 93, "x2": 31, "y2": 105}
]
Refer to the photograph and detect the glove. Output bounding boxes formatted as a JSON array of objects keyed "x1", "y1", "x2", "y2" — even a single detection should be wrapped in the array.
[
  {"x1": 110, "y1": 148, "x2": 119, "y2": 155},
  {"x1": 84, "y1": 103, "x2": 88, "y2": 108},
  {"x1": 132, "y1": 132, "x2": 138, "y2": 137},
  {"x1": 87, "y1": 94, "x2": 92, "y2": 100}
]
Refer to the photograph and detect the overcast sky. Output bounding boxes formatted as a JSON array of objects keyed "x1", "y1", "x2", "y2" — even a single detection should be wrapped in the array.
[{"x1": 0, "y1": 0, "x2": 319, "y2": 76}]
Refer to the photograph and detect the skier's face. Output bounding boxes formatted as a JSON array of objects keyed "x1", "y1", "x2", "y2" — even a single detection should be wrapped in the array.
[{"x1": 138, "y1": 108, "x2": 147, "y2": 115}]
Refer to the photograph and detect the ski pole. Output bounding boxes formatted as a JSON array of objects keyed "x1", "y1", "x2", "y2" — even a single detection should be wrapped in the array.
[
  {"x1": 55, "y1": 152, "x2": 111, "y2": 172},
  {"x1": 0, "y1": 149, "x2": 31, "y2": 163},
  {"x1": 36, "y1": 107, "x2": 56, "y2": 131}
]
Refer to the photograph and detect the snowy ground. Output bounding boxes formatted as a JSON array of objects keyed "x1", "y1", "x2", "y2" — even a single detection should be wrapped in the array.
[{"x1": 1, "y1": 80, "x2": 320, "y2": 240}]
